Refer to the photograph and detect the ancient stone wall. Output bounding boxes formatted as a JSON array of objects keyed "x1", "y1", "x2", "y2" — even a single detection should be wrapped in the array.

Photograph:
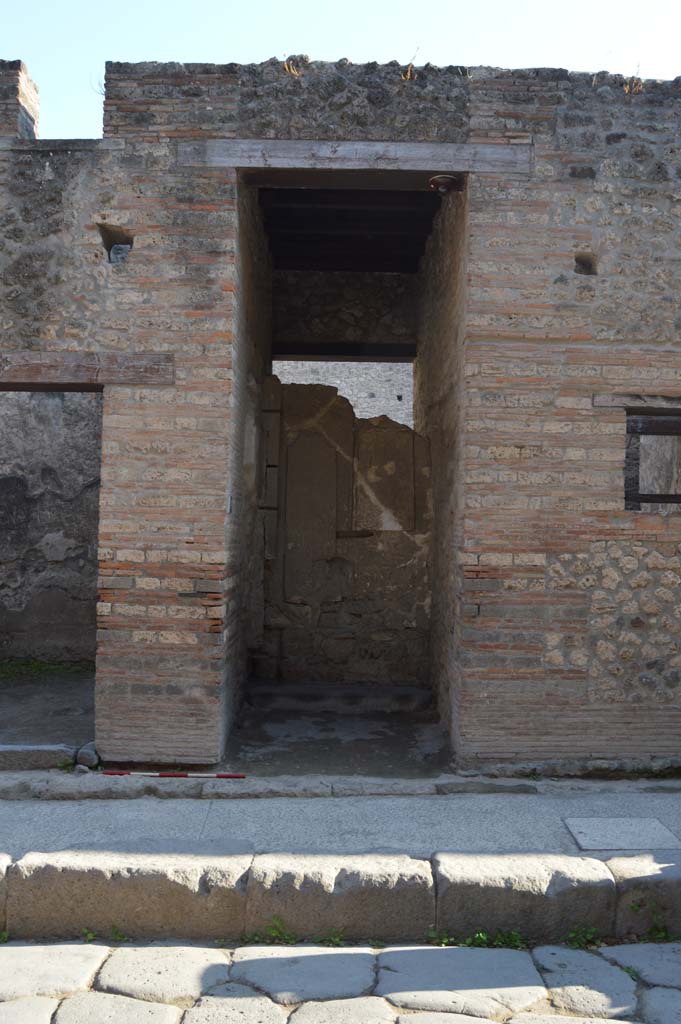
[
  {"x1": 0, "y1": 392, "x2": 101, "y2": 660},
  {"x1": 272, "y1": 271, "x2": 417, "y2": 350},
  {"x1": 3, "y1": 58, "x2": 681, "y2": 765},
  {"x1": 457, "y1": 70, "x2": 681, "y2": 764},
  {"x1": 0, "y1": 61, "x2": 38, "y2": 140},
  {"x1": 252, "y1": 379, "x2": 431, "y2": 686},
  {"x1": 0, "y1": 68, "x2": 242, "y2": 762}
]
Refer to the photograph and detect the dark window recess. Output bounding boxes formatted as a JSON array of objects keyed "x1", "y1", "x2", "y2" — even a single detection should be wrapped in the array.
[
  {"x1": 625, "y1": 412, "x2": 681, "y2": 510},
  {"x1": 97, "y1": 223, "x2": 134, "y2": 265}
]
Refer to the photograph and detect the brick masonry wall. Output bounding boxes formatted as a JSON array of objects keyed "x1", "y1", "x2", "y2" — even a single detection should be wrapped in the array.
[
  {"x1": 457, "y1": 70, "x2": 681, "y2": 764},
  {"x1": 0, "y1": 61, "x2": 38, "y2": 140},
  {"x1": 1, "y1": 66, "x2": 242, "y2": 763},
  {"x1": 414, "y1": 192, "x2": 468, "y2": 733},
  {"x1": 3, "y1": 59, "x2": 681, "y2": 765}
]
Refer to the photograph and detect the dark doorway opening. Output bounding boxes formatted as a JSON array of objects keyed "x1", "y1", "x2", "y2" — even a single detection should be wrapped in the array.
[
  {"x1": 0, "y1": 390, "x2": 100, "y2": 766},
  {"x1": 227, "y1": 170, "x2": 463, "y2": 775}
]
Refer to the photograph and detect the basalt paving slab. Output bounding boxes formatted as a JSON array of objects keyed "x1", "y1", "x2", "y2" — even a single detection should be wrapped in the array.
[
  {"x1": 532, "y1": 945, "x2": 638, "y2": 1019},
  {"x1": 289, "y1": 996, "x2": 397, "y2": 1022},
  {"x1": 230, "y1": 946, "x2": 375, "y2": 1004},
  {"x1": 510, "y1": 1017, "x2": 641, "y2": 1023},
  {"x1": 565, "y1": 817, "x2": 681, "y2": 851},
  {"x1": 53, "y1": 991, "x2": 181, "y2": 1023},
  {"x1": 396, "y1": 1016, "x2": 497, "y2": 1023},
  {"x1": 639, "y1": 986, "x2": 681, "y2": 1024},
  {"x1": 95, "y1": 945, "x2": 230, "y2": 1007},
  {"x1": 375, "y1": 946, "x2": 547, "y2": 1018},
  {"x1": 601, "y1": 942, "x2": 681, "y2": 987},
  {"x1": 182, "y1": 985, "x2": 288, "y2": 1023},
  {"x1": 0, "y1": 942, "x2": 108, "y2": 1000},
  {"x1": 0, "y1": 997, "x2": 59, "y2": 1023}
]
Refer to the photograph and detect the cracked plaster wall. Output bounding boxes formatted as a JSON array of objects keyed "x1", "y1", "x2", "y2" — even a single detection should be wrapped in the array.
[{"x1": 0, "y1": 391, "x2": 101, "y2": 660}]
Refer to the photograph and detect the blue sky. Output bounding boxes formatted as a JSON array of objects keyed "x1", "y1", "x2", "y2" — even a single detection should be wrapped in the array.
[{"x1": 5, "y1": 0, "x2": 680, "y2": 138}]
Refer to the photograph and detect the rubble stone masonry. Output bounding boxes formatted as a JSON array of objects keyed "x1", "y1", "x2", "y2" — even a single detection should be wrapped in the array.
[{"x1": 1, "y1": 57, "x2": 681, "y2": 765}]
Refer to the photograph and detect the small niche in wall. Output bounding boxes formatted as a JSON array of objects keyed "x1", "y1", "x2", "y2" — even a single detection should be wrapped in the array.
[
  {"x1": 625, "y1": 411, "x2": 681, "y2": 510},
  {"x1": 97, "y1": 223, "x2": 134, "y2": 265},
  {"x1": 574, "y1": 252, "x2": 597, "y2": 276}
]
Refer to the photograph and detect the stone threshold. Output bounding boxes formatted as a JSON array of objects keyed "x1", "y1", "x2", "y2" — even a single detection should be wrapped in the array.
[
  {"x1": 3, "y1": 770, "x2": 681, "y2": 801},
  {"x1": 1, "y1": 849, "x2": 679, "y2": 945}
]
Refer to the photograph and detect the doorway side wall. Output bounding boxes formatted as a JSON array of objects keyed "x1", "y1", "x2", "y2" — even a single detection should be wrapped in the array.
[{"x1": 414, "y1": 191, "x2": 468, "y2": 740}]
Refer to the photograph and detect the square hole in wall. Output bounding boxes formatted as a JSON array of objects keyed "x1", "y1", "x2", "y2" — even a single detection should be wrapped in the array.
[{"x1": 625, "y1": 411, "x2": 681, "y2": 510}]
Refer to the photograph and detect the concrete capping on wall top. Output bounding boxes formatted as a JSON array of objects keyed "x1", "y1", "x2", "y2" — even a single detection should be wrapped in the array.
[{"x1": 1, "y1": 850, "x2": 679, "y2": 944}]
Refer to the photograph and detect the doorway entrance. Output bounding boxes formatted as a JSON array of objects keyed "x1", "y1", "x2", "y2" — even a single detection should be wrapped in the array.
[{"x1": 226, "y1": 169, "x2": 466, "y2": 774}]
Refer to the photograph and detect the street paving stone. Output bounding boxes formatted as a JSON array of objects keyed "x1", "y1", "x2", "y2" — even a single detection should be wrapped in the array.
[
  {"x1": 230, "y1": 946, "x2": 375, "y2": 1004},
  {"x1": 510, "y1": 1016, "x2": 641, "y2": 1023},
  {"x1": 290, "y1": 996, "x2": 396, "y2": 1022},
  {"x1": 54, "y1": 991, "x2": 181, "y2": 1023},
  {"x1": 602, "y1": 942, "x2": 681, "y2": 988},
  {"x1": 533, "y1": 945, "x2": 638, "y2": 1019},
  {"x1": 2, "y1": 940, "x2": 681, "y2": 1021},
  {"x1": 0, "y1": 996, "x2": 59, "y2": 1023},
  {"x1": 396, "y1": 1016, "x2": 497, "y2": 1023},
  {"x1": 0, "y1": 942, "x2": 107, "y2": 1000},
  {"x1": 639, "y1": 986, "x2": 681, "y2": 1024},
  {"x1": 183, "y1": 984, "x2": 288, "y2": 1022},
  {"x1": 96, "y1": 944, "x2": 230, "y2": 1007},
  {"x1": 375, "y1": 946, "x2": 546, "y2": 1018}
]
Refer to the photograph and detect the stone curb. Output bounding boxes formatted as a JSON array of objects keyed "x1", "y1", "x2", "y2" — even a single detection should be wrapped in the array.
[
  {"x1": 1, "y1": 850, "x2": 680, "y2": 944},
  {"x1": 3, "y1": 770, "x2": 681, "y2": 801}
]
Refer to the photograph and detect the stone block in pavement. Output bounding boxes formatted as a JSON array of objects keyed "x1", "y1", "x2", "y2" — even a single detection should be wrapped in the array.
[
  {"x1": 231, "y1": 945, "x2": 375, "y2": 1004},
  {"x1": 396, "y1": 1015, "x2": 497, "y2": 1023},
  {"x1": 510, "y1": 1016, "x2": 641, "y2": 1023},
  {"x1": 607, "y1": 854, "x2": 681, "y2": 939},
  {"x1": 0, "y1": 997, "x2": 59, "y2": 1023},
  {"x1": 602, "y1": 941, "x2": 681, "y2": 987},
  {"x1": 183, "y1": 985, "x2": 288, "y2": 1022},
  {"x1": 532, "y1": 945, "x2": 637, "y2": 1019},
  {"x1": 375, "y1": 946, "x2": 546, "y2": 1018},
  {"x1": 0, "y1": 942, "x2": 108, "y2": 1000},
  {"x1": 54, "y1": 991, "x2": 182, "y2": 1023},
  {"x1": 0, "y1": 853, "x2": 10, "y2": 931},
  {"x1": 290, "y1": 997, "x2": 396, "y2": 1022},
  {"x1": 7, "y1": 850, "x2": 252, "y2": 940},
  {"x1": 640, "y1": 986, "x2": 681, "y2": 1024},
  {"x1": 245, "y1": 854, "x2": 434, "y2": 942},
  {"x1": 96, "y1": 944, "x2": 229, "y2": 1007},
  {"x1": 434, "y1": 854, "x2": 615, "y2": 944}
]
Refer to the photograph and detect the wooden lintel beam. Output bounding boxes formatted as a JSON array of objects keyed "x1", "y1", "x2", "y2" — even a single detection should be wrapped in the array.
[
  {"x1": 0, "y1": 351, "x2": 176, "y2": 392},
  {"x1": 179, "y1": 139, "x2": 533, "y2": 177}
]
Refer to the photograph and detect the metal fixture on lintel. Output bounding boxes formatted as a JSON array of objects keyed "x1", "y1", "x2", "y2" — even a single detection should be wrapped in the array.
[{"x1": 428, "y1": 174, "x2": 458, "y2": 193}]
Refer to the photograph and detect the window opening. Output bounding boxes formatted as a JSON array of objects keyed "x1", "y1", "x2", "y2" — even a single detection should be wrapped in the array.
[{"x1": 625, "y1": 412, "x2": 681, "y2": 509}]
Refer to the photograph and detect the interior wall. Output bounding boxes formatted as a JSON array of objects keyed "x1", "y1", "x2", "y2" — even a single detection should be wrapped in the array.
[
  {"x1": 251, "y1": 379, "x2": 432, "y2": 687},
  {"x1": 274, "y1": 361, "x2": 414, "y2": 427},
  {"x1": 414, "y1": 190, "x2": 468, "y2": 741},
  {"x1": 273, "y1": 271, "x2": 417, "y2": 351},
  {"x1": 229, "y1": 183, "x2": 272, "y2": 720},
  {"x1": 0, "y1": 391, "x2": 101, "y2": 662}
]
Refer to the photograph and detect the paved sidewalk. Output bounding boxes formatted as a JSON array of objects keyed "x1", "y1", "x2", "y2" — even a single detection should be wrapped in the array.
[
  {"x1": 0, "y1": 939, "x2": 679, "y2": 1022},
  {"x1": 3, "y1": 785, "x2": 681, "y2": 858}
]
